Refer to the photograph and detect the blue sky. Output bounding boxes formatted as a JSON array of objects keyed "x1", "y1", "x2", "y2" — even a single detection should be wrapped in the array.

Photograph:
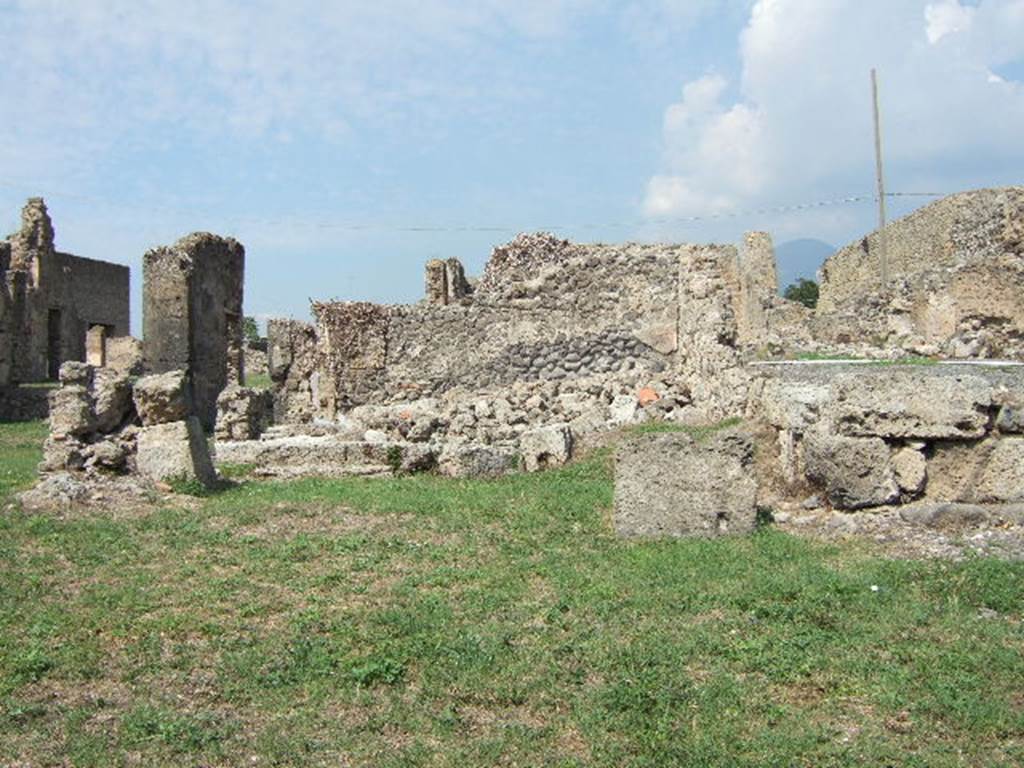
[{"x1": 2, "y1": 0, "x2": 1023, "y2": 333}]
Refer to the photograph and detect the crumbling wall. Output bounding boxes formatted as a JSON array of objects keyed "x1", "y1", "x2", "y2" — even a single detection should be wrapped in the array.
[
  {"x1": 0, "y1": 199, "x2": 131, "y2": 388},
  {"x1": 320, "y1": 235, "x2": 684, "y2": 403},
  {"x1": 143, "y1": 233, "x2": 244, "y2": 430},
  {"x1": 813, "y1": 188, "x2": 1024, "y2": 357},
  {"x1": 267, "y1": 319, "x2": 319, "y2": 423}
]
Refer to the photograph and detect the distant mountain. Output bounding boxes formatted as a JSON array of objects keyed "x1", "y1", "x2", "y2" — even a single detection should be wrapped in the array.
[{"x1": 775, "y1": 238, "x2": 835, "y2": 294}]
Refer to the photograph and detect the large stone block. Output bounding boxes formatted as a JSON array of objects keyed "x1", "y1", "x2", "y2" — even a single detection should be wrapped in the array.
[
  {"x1": 803, "y1": 433, "x2": 898, "y2": 510},
  {"x1": 520, "y1": 424, "x2": 573, "y2": 472},
  {"x1": 92, "y1": 369, "x2": 133, "y2": 433},
  {"x1": 975, "y1": 438, "x2": 1024, "y2": 503},
  {"x1": 48, "y1": 385, "x2": 95, "y2": 437},
  {"x1": 830, "y1": 372, "x2": 992, "y2": 440},
  {"x1": 437, "y1": 444, "x2": 519, "y2": 478},
  {"x1": 133, "y1": 370, "x2": 190, "y2": 426},
  {"x1": 135, "y1": 417, "x2": 216, "y2": 486},
  {"x1": 613, "y1": 427, "x2": 758, "y2": 538}
]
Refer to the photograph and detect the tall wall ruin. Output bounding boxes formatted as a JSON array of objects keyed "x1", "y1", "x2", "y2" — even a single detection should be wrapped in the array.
[
  {"x1": 812, "y1": 187, "x2": 1024, "y2": 357},
  {"x1": 142, "y1": 233, "x2": 245, "y2": 430},
  {"x1": 0, "y1": 198, "x2": 130, "y2": 387}
]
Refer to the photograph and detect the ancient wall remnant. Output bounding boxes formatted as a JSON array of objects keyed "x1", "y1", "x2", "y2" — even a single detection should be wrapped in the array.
[
  {"x1": 751, "y1": 362, "x2": 1024, "y2": 510},
  {"x1": 0, "y1": 198, "x2": 130, "y2": 387},
  {"x1": 813, "y1": 187, "x2": 1024, "y2": 357},
  {"x1": 424, "y1": 258, "x2": 471, "y2": 306},
  {"x1": 143, "y1": 233, "x2": 244, "y2": 430}
]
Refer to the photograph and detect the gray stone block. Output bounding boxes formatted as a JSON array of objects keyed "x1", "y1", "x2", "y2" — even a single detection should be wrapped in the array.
[
  {"x1": 136, "y1": 417, "x2": 216, "y2": 486},
  {"x1": 613, "y1": 427, "x2": 758, "y2": 538},
  {"x1": 803, "y1": 433, "x2": 898, "y2": 510},
  {"x1": 48, "y1": 385, "x2": 95, "y2": 437},
  {"x1": 133, "y1": 370, "x2": 190, "y2": 426},
  {"x1": 830, "y1": 372, "x2": 992, "y2": 440},
  {"x1": 520, "y1": 423, "x2": 573, "y2": 472}
]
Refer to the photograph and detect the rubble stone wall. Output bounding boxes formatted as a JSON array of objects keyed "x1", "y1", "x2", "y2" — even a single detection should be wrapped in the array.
[
  {"x1": 813, "y1": 188, "x2": 1024, "y2": 357},
  {"x1": 282, "y1": 234, "x2": 744, "y2": 425},
  {"x1": 0, "y1": 199, "x2": 131, "y2": 385}
]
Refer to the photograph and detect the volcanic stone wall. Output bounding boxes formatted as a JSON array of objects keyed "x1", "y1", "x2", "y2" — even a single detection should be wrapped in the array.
[
  {"x1": 813, "y1": 188, "x2": 1024, "y2": 357},
  {"x1": 270, "y1": 232, "x2": 776, "y2": 423}
]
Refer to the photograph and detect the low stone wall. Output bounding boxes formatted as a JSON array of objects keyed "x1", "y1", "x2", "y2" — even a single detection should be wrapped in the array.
[
  {"x1": 750, "y1": 362, "x2": 1024, "y2": 510},
  {"x1": 0, "y1": 385, "x2": 52, "y2": 422}
]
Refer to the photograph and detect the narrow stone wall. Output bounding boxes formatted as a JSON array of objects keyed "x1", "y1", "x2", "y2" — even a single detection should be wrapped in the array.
[{"x1": 143, "y1": 233, "x2": 244, "y2": 430}]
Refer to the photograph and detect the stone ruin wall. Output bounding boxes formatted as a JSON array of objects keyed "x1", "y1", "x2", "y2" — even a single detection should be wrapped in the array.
[
  {"x1": 1, "y1": 199, "x2": 131, "y2": 421},
  {"x1": 812, "y1": 188, "x2": 1024, "y2": 357},
  {"x1": 267, "y1": 232, "x2": 779, "y2": 439},
  {"x1": 142, "y1": 233, "x2": 245, "y2": 430}
]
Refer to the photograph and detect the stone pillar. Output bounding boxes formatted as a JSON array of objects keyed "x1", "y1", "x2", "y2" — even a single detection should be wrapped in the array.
[
  {"x1": 142, "y1": 232, "x2": 245, "y2": 431},
  {"x1": 424, "y1": 258, "x2": 471, "y2": 306}
]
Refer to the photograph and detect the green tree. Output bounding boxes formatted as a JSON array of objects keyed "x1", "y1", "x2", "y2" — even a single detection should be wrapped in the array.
[
  {"x1": 783, "y1": 278, "x2": 819, "y2": 309},
  {"x1": 242, "y1": 316, "x2": 261, "y2": 343}
]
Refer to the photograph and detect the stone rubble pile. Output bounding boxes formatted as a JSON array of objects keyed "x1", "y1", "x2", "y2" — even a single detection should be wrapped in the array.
[{"x1": 39, "y1": 362, "x2": 216, "y2": 488}]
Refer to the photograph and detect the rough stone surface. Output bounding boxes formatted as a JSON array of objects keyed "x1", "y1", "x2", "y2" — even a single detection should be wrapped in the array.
[
  {"x1": 803, "y1": 434, "x2": 899, "y2": 510},
  {"x1": 49, "y1": 385, "x2": 95, "y2": 437},
  {"x1": 614, "y1": 427, "x2": 758, "y2": 538},
  {"x1": 92, "y1": 369, "x2": 133, "y2": 432},
  {"x1": 142, "y1": 232, "x2": 244, "y2": 430},
  {"x1": 437, "y1": 444, "x2": 519, "y2": 479},
  {"x1": 975, "y1": 438, "x2": 1024, "y2": 503},
  {"x1": 830, "y1": 372, "x2": 992, "y2": 440},
  {"x1": 133, "y1": 370, "x2": 190, "y2": 426},
  {"x1": 135, "y1": 418, "x2": 216, "y2": 486},
  {"x1": 892, "y1": 447, "x2": 927, "y2": 496},
  {"x1": 215, "y1": 385, "x2": 271, "y2": 441},
  {"x1": 520, "y1": 424, "x2": 573, "y2": 472}
]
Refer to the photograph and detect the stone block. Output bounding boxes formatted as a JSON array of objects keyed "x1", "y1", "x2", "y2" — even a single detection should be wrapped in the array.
[
  {"x1": 830, "y1": 372, "x2": 992, "y2": 440},
  {"x1": 437, "y1": 444, "x2": 519, "y2": 478},
  {"x1": 135, "y1": 417, "x2": 216, "y2": 486},
  {"x1": 92, "y1": 369, "x2": 133, "y2": 433},
  {"x1": 995, "y1": 404, "x2": 1024, "y2": 434},
  {"x1": 803, "y1": 433, "x2": 898, "y2": 510},
  {"x1": 133, "y1": 370, "x2": 190, "y2": 426},
  {"x1": 520, "y1": 424, "x2": 573, "y2": 472},
  {"x1": 215, "y1": 385, "x2": 271, "y2": 441},
  {"x1": 49, "y1": 385, "x2": 95, "y2": 437},
  {"x1": 758, "y1": 379, "x2": 830, "y2": 431},
  {"x1": 613, "y1": 427, "x2": 758, "y2": 538},
  {"x1": 975, "y1": 438, "x2": 1024, "y2": 503},
  {"x1": 892, "y1": 446, "x2": 927, "y2": 496},
  {"x1": 40, "y1": 436, "x2": 86, "y2": 473}
]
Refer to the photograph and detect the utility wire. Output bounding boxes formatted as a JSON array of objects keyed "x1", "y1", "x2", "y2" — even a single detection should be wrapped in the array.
[{"x1": 0, "y1": 177, "x2": 946, "y2": 235}]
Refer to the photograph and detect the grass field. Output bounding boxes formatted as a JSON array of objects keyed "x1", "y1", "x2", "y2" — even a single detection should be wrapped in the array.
[{"x1": 1, "y1": 420, "x2": 1022, "y2": 766}]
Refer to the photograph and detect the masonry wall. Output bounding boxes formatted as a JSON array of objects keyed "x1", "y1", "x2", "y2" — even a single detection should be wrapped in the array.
[
  {"x1": 270, "y1": 233, "x2": 759, "y2": 424},
  {"x1": 64, "y1": 253, "x2": 130, "y2": 336},
  {"x1": 143, "y1": 233, "x2": 244, "y2": 430},
  {"x1": 0, "y1": 199, "x2": 131, "y2": 387},
  {"x1": 812, "y1": 187, "x2": 1024, "y2": 357}
]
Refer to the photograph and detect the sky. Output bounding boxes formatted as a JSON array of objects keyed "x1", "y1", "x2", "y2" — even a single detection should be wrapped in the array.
[{"x1": 1, "y1": 0, "x2": 1023, "y2": 333}]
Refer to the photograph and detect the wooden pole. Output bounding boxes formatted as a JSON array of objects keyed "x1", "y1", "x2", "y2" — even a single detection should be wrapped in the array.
[{"x1": 871, "y1": 68, "x2": 889, "y2": 291}]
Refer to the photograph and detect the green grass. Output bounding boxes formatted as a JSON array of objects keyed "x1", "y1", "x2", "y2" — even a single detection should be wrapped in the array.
[
  {"x1": 1, "y1": 422, "x2": 1023, "y2": 766},
  {"x1": 0, "y1": 419, "x2": 48, "y2": 498},
  {"x1": 245, "y1": 372, "x2": 273, "y2": 390}
]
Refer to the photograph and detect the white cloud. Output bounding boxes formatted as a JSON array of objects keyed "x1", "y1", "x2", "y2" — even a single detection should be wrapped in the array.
[
  {"x1": 643, "y1": 0, "x2": 1024, "y2": 240},
  {"x1": 925, "y1": 0, "x2": 975, "y2": 44}
]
